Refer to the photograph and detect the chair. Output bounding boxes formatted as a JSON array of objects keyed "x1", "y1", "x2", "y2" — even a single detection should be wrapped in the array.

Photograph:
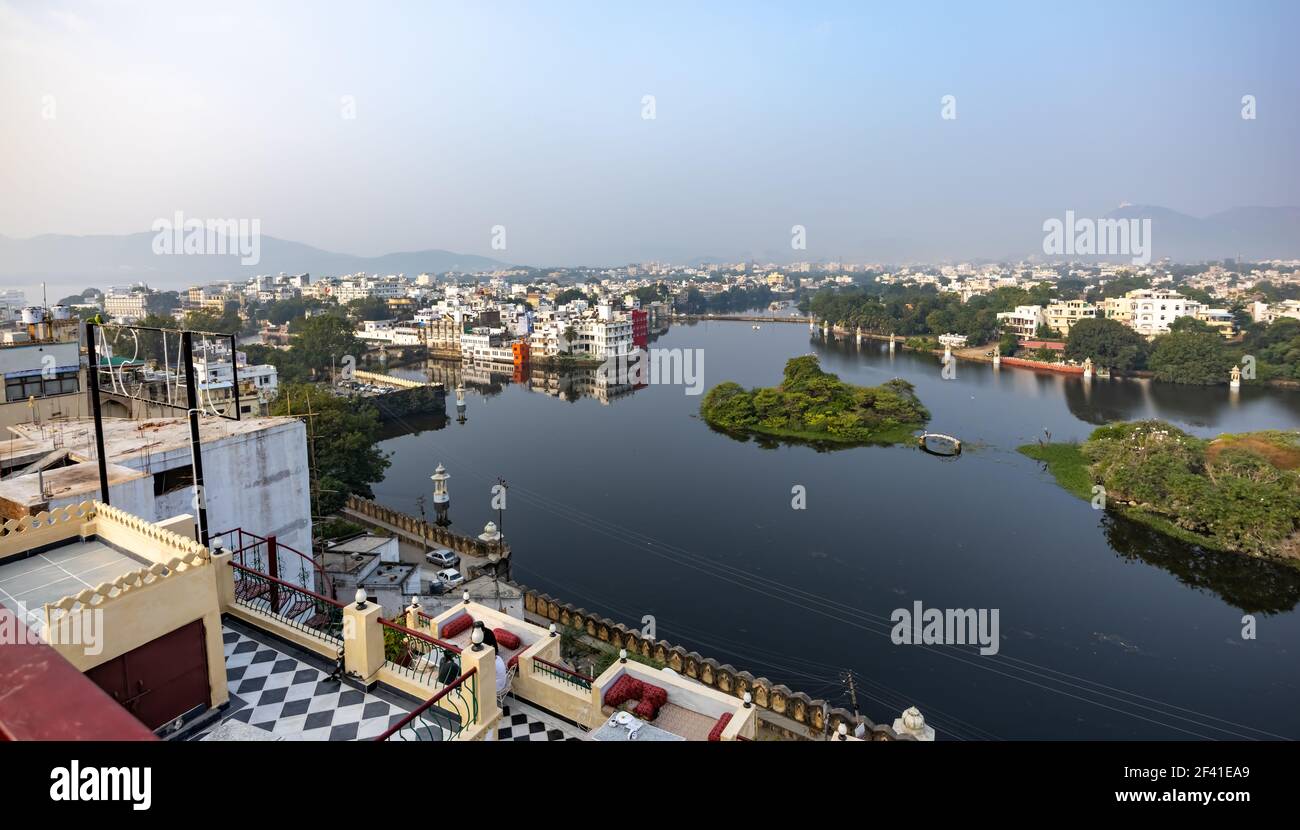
[{"x1": 496, "y1": 666, "x2": 517, "y2": 709}]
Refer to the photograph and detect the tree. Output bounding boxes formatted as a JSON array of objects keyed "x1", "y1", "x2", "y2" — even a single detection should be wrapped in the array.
[
  {"x1": 290, "y1": 313, "x2": 364, "y2": 380},
  {"x1": 345, "y1": 296, "x2": 392, "y2": 322},
  {"x1": 1064, "y1": 317, "x2": 1148, "y2": 371},
  {"x1": 1147, "y1": 329, "x2": 1234, "y2": 385},
  {"x1": 270, "y1": 384, "x2": 389, "y2": 516}
]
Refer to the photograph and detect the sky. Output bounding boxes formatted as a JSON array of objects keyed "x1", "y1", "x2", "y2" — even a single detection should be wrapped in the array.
[{"x1": 1, "y1": 0, "x2": 1298, "y2": 266}]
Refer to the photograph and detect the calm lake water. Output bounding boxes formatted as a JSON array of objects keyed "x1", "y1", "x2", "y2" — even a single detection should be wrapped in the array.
[{"x1": 373, "y1": 319, "x2": 1300, "y2": 740}]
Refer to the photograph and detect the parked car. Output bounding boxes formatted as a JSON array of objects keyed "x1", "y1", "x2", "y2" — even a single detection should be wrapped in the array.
[
  {"x1": 436, "y1": 568, "x2": 464, "y2": 588},
  {"x1": 425, "y1": 547, "x2": 459, "y2": 568}
]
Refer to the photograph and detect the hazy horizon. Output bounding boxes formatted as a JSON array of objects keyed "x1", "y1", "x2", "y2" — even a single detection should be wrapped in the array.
[{"x1": 2, "y1": 0, "x2": 1299, "y2": 271}]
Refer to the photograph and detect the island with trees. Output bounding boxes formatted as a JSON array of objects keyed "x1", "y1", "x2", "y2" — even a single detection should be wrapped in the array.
[
  {"x1": 700, "y1": 355, "x2": 930, "y2": 446},
  {"x1": 1021, "y1": 421, "x2": 1300, "y2": 564}
]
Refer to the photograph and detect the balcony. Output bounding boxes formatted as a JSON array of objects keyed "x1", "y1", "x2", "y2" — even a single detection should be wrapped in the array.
[{"x1": 2, "y1": 504, "x2": 842, "y2": 742}]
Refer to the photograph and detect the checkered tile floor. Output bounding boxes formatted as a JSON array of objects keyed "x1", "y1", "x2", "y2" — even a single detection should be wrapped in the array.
[
  {"x1": 208, "y1": 628, "x2": 410, "y2": 740},
  {"x1": 202, "y1": 625, "x2": 582, "y2": 741},
  {"x1": 497, "y1": 699, "x2": 584, "y2": 741}
]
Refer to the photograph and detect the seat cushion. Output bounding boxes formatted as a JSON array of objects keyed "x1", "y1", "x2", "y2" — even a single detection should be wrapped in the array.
[
  {"x1": 602, "y1": 674, "x2": 644, "y2": 708},
  {"x1": 493, "y1": 627, "x2": 522, "y2": 650},
  {"x1": 708, "y1": 713, "x2": 733, "y2": 742},
  {"x1": 440, "y1": 613, "x2": 473, "y2": 638}
]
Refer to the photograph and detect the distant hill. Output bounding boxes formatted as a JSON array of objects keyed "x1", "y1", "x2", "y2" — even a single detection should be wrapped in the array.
[
  {"x1": 0, "y1": 231, "x2": 512, "y2": 291},
  {"x1": 1069, "y1": 205, "x2": 1300, "y2": 262}
]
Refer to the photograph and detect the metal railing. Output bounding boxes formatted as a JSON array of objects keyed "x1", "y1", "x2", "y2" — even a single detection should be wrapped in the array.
[
  {"x1": 380, "y1": 617, "x2": 462, "y2": 688},
  {"x1": 374, "y1": 668, "x2": 479, "y2": 742},
  {"x1": 230, "y1": 561, "x2": 346, "y2": 646},
  {"x1": 531, "y1": 656, "x2": 593, "y2": 691},
  {"x1": 213, "y1": 527, "x2": 335, "y2": 599}
]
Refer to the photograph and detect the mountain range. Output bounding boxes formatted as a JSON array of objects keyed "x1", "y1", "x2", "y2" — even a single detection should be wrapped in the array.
[
  {"x1": 0, "y1": 232, "x2": 511, "y2": 294},
  {"x1": 2, "y1": 205, "x2": 1298, "y2": 297}
]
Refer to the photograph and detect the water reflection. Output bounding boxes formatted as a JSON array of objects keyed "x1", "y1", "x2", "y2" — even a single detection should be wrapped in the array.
[
  {"x1": 1102, "y1": 514, "x2": 1300, "y2": 614},
  {"x1": 392, "y1": 358, "x2": 643, "y2": 407}
]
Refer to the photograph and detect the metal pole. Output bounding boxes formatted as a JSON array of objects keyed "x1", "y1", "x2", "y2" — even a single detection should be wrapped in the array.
[
  {"x1": 84, "y1": 322, "x2": 111, "y2": 504},
  {"x1": 229, "y1": 333, "x2": 242, "y2": 420},
  {"x1": 181, "y1": 331, "x2": 210, "y2": 546},
  {"x1": 267, "y1": 534, "x2": 280, "y2": 613}
]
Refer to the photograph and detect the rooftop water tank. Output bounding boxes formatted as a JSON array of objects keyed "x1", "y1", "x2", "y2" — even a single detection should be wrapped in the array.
[{"x1": 21, "y1": 306, "x2": 45, "y2": 325}]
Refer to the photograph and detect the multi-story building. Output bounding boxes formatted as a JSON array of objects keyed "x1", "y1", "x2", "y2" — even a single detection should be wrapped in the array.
[
  {"x1": 1044, "y1": 300, "x2": 1097, "y2": 336},
  {"x1": 461, "y1": 328, "x2": 517, "y2": 363},
  {"x1": 0, "y1": 311, "x2": 82, "y2": 428},
  {"x1": 1252, "y1": 299, "x2": 1300, "y2": 325},
  {"x1": 104, "y1": 287, "x2": 150, "y2": 322},
  {"x1": 996, "y1": 305, "x2": 1046, "y2": 341},
  {"x1": 0, "y1": 289, "x2": 25, "y2": 323},
  {"x1": 1103, "y1": 290, "x2": 1201, "y2": 337}
]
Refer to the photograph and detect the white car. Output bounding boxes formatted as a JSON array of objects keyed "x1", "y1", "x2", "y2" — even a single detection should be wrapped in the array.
[
  {"x1": 425, "y1": 548, "x2": 459, "y2": 568},
  {"x1": 436, "y1": 568, "x2": 464, "y2": 589}
]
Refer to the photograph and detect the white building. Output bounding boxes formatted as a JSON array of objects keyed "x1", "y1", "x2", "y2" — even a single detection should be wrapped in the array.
[
  {"x1": 996, "y1": 305, "x2": 1046, "y2": 341},
  {"x1": 1, "y1": 415, "x2": 314, "y2": 583},
  {"x1": 1103, "y1": 290, "x2": 1201, "y2": 336},
  {"x1": 104, "y1": 288, "x2": 150, "y2": 322}
]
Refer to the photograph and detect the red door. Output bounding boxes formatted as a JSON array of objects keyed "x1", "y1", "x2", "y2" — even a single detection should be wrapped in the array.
[{"x1": 86, "y1": 619, "x2": 211, "y2": 730}]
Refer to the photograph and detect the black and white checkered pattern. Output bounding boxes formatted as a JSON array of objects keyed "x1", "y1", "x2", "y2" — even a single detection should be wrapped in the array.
[
  {"x1": 213, "y1": 627, "x2": 410, "y2": 741},
  {"x1": 496, "y1": 700, "x2": 583, "y2": 741},
  {"x1": 205, "y1": 626, "x2": 585, "y2": 741}
]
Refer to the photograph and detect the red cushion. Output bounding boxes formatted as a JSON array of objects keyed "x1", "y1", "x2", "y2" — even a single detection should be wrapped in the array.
[
  {"x1": 602, "y1": 674, "x2": 643, "y2": 708},
  {"x1": 633, "y1": 698, "x2": 660, "y2": 721},
  {"x1": 441, "y1": 613, "x2": 473, "y2": 638},
  {"x1": 507, "y1": 653, "x2": 520, "y2": 670},
  {"x1": 708, "y1": 713, "x2": 733, "y2": 742},
  {"x1": 493, "y1": 627, "x2": 521, "y2": 650},
  {"x1": 640, "y1": 683, "x2": 667, "y2": 708}
]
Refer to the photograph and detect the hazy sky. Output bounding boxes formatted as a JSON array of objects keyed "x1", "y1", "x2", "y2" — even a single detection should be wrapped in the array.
[{"x1": 2, "y1": 0, "x2": 1298, "y2": 265}]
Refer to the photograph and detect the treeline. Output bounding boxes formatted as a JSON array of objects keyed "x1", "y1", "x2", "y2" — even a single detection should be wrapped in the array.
[
  {"x1": 801, "y1": 283, "x2": 1055, "y2": 343},
  {"x1": 1061, "y1": 316, "x2": 1300, "y2": 384},
  {"x1": 676, "y1": 285, "x2": 779, "y2": 314}
]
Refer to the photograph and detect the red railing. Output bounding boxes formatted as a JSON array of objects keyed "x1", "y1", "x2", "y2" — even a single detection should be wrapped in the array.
[
  {"x1": 380, "y1": 616, "x2": 462, "y2": 687},
  {"x1": 374, "y1": 667, "x2": 479, "y2": 741},
  {"x1": 230, "y1": 560, "x2": 347, "y2": 644},
  {"x1": 213, "y1": 527, "x2": 335, "y2": 599}
]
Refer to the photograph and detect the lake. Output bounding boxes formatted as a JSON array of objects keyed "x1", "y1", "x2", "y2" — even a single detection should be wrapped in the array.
[{"x1": 372, "y1": 319, "x2": 1300, "y2": 740}]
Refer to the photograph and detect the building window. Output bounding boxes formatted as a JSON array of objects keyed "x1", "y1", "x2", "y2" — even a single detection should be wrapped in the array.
[
  {"x1": 4, "y1": 370, "x2": 79, "y2": 403},
  {"x1": 153, "y1": 465, "x2": 194, "y2": 496}
]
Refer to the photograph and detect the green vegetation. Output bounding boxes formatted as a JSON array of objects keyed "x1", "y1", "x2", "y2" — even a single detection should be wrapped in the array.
[
  {"x1": 1147, "y1": 323, "x2": 1236, "y2": 385},
  {"x1": 271, "y1": 383, "x2": 390, "y2": 516},
  {"x1": 1240, "y1": 317, "x2": 1300, "y2": 382},
  {"x1": 245, "y1": 312, "x2": 365, "y2": 384},
  {"x1": 1018, "y1": 442, "x2": 1093, "y2": 499},
  {"x1": 1064, "y1": 318, "x2": 1148, "y2": 371},
  {"x1": 1021, "y1": 421, "x2": 1300, "y2": 563},
  {"x1": 803, "y1": 282, "x2": 1300, "y2": 385},
  {"x1": 801, "y1": 283, "x2": 1055, "y2": 343},
  {"x1": 700, "y1": 355, "x2": 930, "y2": 446},
  {"x1": 677, "y1": 285, "x2": 776, "y2": 314},
  {"x1": 558, "y1": 625, "x2": 664, "y2": 678}
]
